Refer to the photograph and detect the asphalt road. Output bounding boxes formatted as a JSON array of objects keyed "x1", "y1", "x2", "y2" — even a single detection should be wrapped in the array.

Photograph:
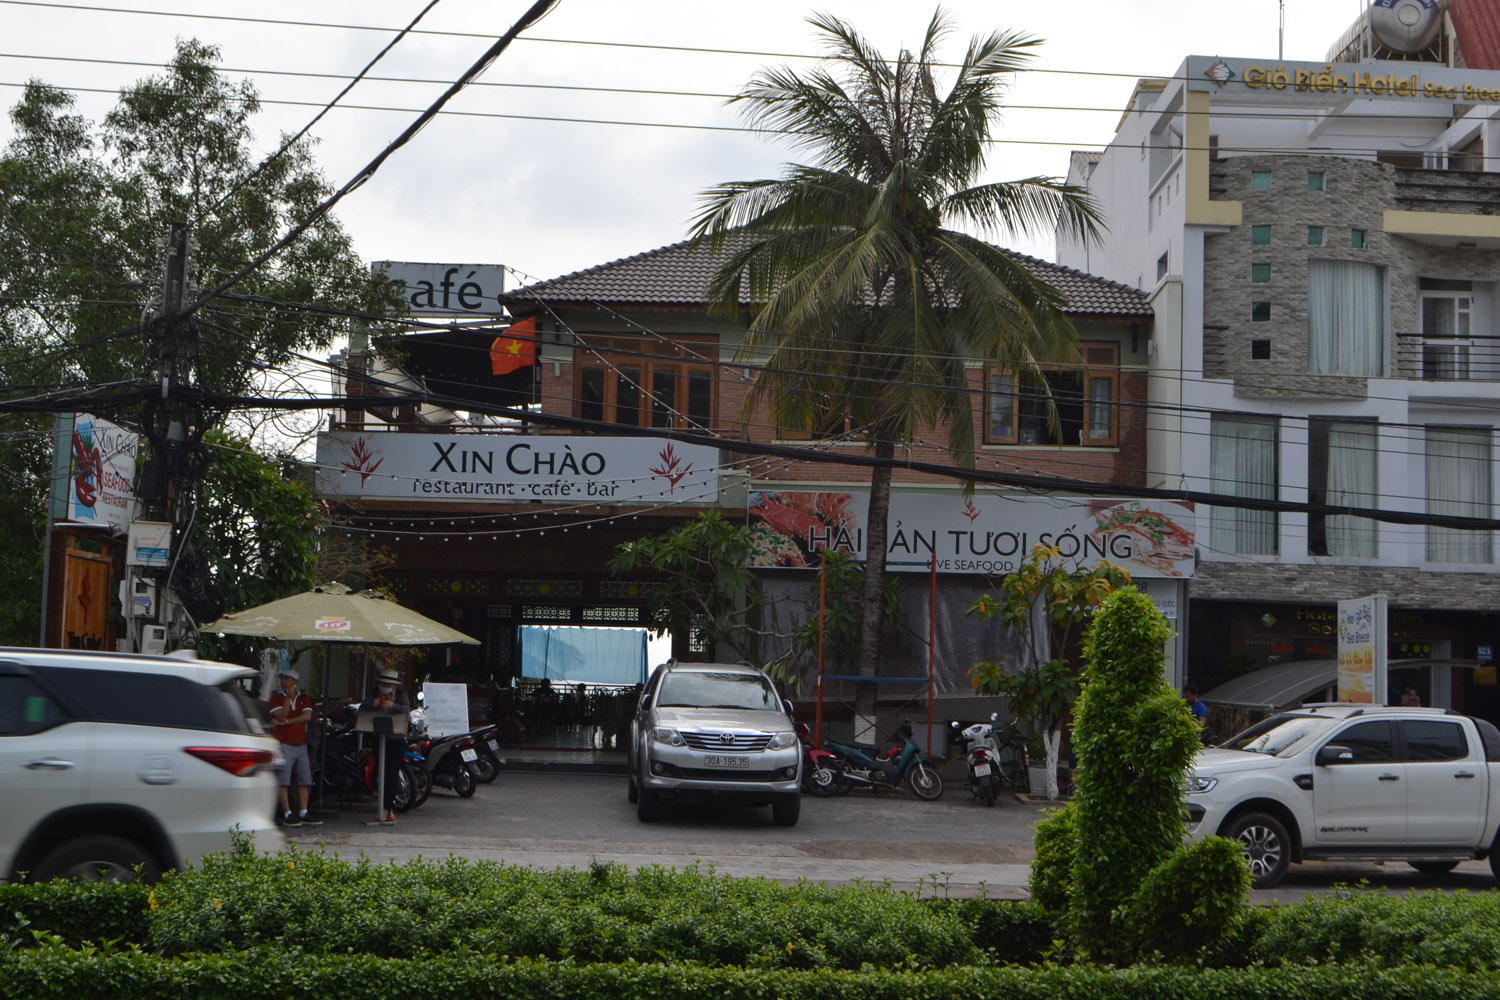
[{"x1": 283, "y1": 768, "x2": 1498, "y2": 901}]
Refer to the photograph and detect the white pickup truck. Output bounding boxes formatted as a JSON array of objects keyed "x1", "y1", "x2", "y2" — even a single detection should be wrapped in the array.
[{"x1": 1186, "y1": 704, "x2": 1500, "y2": 887}]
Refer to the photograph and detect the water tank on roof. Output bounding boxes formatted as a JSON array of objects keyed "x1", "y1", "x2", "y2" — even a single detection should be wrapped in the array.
[{"x1": 1369, "y1": 0, "x2": 1443, "y2": 53}]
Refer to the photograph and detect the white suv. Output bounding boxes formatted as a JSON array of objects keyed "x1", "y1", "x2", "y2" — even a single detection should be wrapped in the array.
[
  {"x1": 627, "y1": 661, "x2": 802, "y2": 826},
  {"x1": 1, "y1": 648, "x2": 284, "y2": 882}
]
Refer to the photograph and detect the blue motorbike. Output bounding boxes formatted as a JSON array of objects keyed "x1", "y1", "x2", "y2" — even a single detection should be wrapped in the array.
[{"x1": 825, "y1": 721, "x2": 944, "y2": 800}]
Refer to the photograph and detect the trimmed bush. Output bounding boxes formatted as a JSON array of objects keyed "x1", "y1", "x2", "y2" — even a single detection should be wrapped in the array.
[
  {"x1": 1123, "y1": 835, "x2": 1251, "y2": 961},
  {"x1": 0, "y1": 880, "x2": 150, "y2": 947},
  {"x1": 1027, "y1": 805, "x2": 1076, "y2": 913}
]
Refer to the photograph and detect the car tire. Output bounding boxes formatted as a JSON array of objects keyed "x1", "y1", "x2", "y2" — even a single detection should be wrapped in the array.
[
  {"x1": 627, "y1": 775, "x2": 639, "y2": 803},
  {"x1": 907, "y1": 762, "x2": 943, "y2": 800},
  {"x1": 1409, "y1": 860, "x2": 1460, "y2": 875},
  {"x1": 636, "y1": 787, "x2": 661, "y2": 822},
  {"x1": 771, "y1": 794, "x2": 801, "y2": 826},
  {"x1": 32, "y1": 835, "x2": 161, "y2": 884},
  {"x1": 1224, "y1": 811, "x2": 1291, "y2": 888}
]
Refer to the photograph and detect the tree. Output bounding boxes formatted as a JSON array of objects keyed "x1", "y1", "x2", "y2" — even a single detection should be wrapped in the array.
[
  {"x1": 0, "y1": 40, "x2": 399, "y2": 641},
  {"x1": 966, "y1": 544, "x2": 1131, "y2": 799},
  {"x1": 692, "y1": 9, "x2": 1101, "y2": 734},
  {"x1": 789, "y1": 549, "x2": 903, "y2": 680}
]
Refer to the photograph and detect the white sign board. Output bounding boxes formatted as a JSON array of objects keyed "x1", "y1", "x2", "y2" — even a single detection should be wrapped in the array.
[
  {"x1": 316, "y1": 432, "x2": 721, "y2": 505},
  {"x1": 373, "y1": 261, "x2": 506, "y2": 316},
  {"x1": 65, "y1": 414, "x2": 138, "y2": 534},
  {"x1": 127, "y1": 520, "x2": 171, "y2": 567},
  {"x1": 421, "y1": 682, "x2": 470, "y2": 738},
  {"x1": 1337, "y1": 594, "x2": 1389, "y2": 705}
]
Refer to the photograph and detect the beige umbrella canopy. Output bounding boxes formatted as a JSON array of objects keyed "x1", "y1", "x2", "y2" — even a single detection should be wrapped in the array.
[{"x1": 205, "y1": 581, "x2": 478, "y2": 646}]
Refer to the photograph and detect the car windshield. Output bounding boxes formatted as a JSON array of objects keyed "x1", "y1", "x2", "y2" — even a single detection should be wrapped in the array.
[
  {"x1": 658, "y1": 672, "x2": 778, "y2": 711},
  {"x1": 1220, "y1": 713, "x2": 1333, "y2": 757}
]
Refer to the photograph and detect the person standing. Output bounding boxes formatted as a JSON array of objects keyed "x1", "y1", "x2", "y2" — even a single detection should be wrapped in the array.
[
  {"x1": 268, "y1": 664, "x2": 320, "y2": 827},
  {"x1": 1183, "y1": 685, "x2": 1208, "y2": 734},
  {"x1": 360, "y1": 666, "x2": 410, "y2": 823}
]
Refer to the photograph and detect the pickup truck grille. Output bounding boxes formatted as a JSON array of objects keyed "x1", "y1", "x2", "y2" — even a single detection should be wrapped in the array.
[{"x1": 681, "y1": 731, "x2": 772, "y2": 753}]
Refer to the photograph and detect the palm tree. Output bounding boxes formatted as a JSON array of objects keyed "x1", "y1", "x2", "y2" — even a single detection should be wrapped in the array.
[{"x1": 691, "y1": 8, "x2": 1102, "y2": 735}]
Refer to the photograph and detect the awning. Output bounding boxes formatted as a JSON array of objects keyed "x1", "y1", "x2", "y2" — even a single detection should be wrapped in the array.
[{"x1": 1202, "y1": 658, "x2": 1481, "y2": 711}]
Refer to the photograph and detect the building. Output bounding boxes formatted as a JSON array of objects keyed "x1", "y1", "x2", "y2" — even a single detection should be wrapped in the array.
[
  {"x1": 1055, "y1": 1, "x2": 1500, "y2": 718},
  {"x1": 316, "y1": 233, "x2": 1173, "y2": 734}
]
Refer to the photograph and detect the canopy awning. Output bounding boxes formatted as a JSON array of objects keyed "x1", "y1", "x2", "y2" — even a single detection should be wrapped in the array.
[{"x1": 1202, "y1": 658, "x2": 1481, "y2": 711}]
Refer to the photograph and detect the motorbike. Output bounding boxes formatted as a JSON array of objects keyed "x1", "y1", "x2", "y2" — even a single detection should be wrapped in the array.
[
  {"x1": 417, "y1": 730, "x2": 479, "y2": 798},
  {"x1": 469, "y1": 724, "x2": 506, "y2": 784},
  {"x1": 950, "y1": 715, "x2": 1028, "y2": 806},
  {"x1": 315, "y1": 712, "x2": 421, "y2": 813},
  {"x1": 796, "y1": 721, "x2": 850, "y2": 797},
  {"x1": 825, "y1": 721, "x2": 943, "y2": 800}
]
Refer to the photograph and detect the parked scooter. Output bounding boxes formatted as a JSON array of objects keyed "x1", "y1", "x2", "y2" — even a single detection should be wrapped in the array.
[
  {"x1": 796, "y1": 721, "x2": 850, "y2": 797},
  {"x1": 950, "y1": 714, "x2": 1028, "y2": 806},
  {"x1": 417, "y1": 730, "x2": 479, "y2": 798},
  {"x1": 469, "y1": 724, "x2": 506, "y2": 784},
  {"x1": 825, "y1": 721, "x2": 943, "y2": 800}
]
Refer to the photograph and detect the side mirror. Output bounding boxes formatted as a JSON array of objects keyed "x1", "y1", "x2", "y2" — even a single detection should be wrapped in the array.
[
  {"x1": 639, "y1": 693, "x2": 652, "y2": 710},
  {"x1": 783, "y1": 698, "x2": 795, "y2": 717},
  {"x1": 1316, "y1": 744, "x2": 1355, "y2": 766},
  {"x1": 990, "y1": 712, "x2": 999, "y2": 723}
]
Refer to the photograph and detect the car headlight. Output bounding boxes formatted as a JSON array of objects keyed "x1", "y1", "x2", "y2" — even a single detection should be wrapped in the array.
[
  {"x1": 766, "y1": 732, "x2": 797, "y2": 750},
  {"x1": 651, "y1": 727, "x2": 685, "y2": 747},
  {"x1": 1186, "y1": 775, "x2": 1217, "y2": 794}
]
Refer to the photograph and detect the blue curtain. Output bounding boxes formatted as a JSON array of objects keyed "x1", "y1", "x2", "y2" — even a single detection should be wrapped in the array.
[{"x1": 519, "y1": 627, "x2": 648, "y2": 685}]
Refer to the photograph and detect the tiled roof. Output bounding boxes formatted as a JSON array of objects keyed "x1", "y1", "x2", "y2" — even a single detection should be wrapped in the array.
[
  {"x1": 504, "y1": 232, "x2": 1152, "y2": 320},
  {"x1": 1452, "y1": 0, "x2": 1500, "y2": 71}
]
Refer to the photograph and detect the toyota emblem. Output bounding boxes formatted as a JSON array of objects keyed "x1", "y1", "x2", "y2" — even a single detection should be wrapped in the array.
[{"x1": 720, "y1": 732, "x2": 735, "y2": 746}]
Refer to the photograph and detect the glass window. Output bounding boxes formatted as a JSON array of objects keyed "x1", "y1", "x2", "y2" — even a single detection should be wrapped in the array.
[
  {"x1": 1426, "y1": 426, "x2": 1492, "y2": 563},
  {"x1": 1252, "y1": 263, "x2": 1271, "y2": 283},
  {"x1": 615, "y1": 369, "x2": 642, "y2": 426},
  {"x1": 0, "y1": 676, "x2": 66, "y2": 736},
  {"x1": 1404, "y1": 720, "x2": 1467, "y2": 762},
  {"x1": 1307, "y1": 226, "x2": 1325, "y2": 246},
  {"x1": 1308, "y1": 259, "x2": 1384, "y2": 376},
  {"x1": 1252, "y1": 225, "x2": 1272, "y2": 245},
  {"x1": 985, "y1": 343, "x2": 1118, "y2": 447},
  {"x1": 1210, "y1": 414, "x2": 1278, "y2": 555},
  {"x1": 1252, "y1": 302, "x2": 1271, "y2": 322},
  {"x1": 986, "y1": 372, "x2": 1016, "y2": 441},
  {"x1": 659, "y1": 671, "x2": 779, "y2": 711},
  {"x1": 1332, "y1": 720, "x2": 1396, "y2": 763},
  {"x1": 1252, "y1": 170, "x2": 1272, "y2": 190},
  {"x1": 1421, "y1": 287, "x2": 1472, "y2": 380},
  {"x1": 1308, "y1": 171, "x2": 1326, "y2": 191},
  {"x1": 1351, "y1": 229, "x2": 1366, "y2": 249},
  {"x1": 1308, "y1": 419, "x2": 1377, "y2": 557},
  {"x1": 572, "y1": 336, "x2": 715, "y2": 430}
]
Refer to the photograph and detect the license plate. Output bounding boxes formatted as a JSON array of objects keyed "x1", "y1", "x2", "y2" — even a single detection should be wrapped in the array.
[
  {"x1": 704, "y1": 755, "x2": 750, "y2": 768},
  {"x1": 460, "y1": 748, "x2": 478, "y2": 762},
  {"x1": 487, "y1": 739, "x2": 500, "y2": 752},
  {"x1": 973, "y1": 763, "x2": 992, "y2": 777}
]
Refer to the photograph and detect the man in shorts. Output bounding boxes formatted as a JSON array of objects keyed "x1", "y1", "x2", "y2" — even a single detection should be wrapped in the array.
[{"x1": 269, "y1": 664, "x2": 320, "y2": 827}]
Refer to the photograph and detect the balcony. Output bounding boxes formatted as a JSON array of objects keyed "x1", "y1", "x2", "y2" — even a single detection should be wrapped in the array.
[
  {"x1": 1394, "y1": 331, "x2": 1500, "y2": 383},
  {"x1": 1393, "y1": 168, "x2": 1500, "y2": 215}
]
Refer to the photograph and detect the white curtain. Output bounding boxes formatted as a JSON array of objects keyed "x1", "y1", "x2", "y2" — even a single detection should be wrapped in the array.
[
  {"x1": 1324, "y1": 421, "x2": 1377, "y2": 557},
  {"x1": 1426, "y1": 427, "x2": 1493, "y2": 563},
  {"x1": 1309, "y1": 259, "x2": 1384, "y2": 376},
  {"x1": 1210, "y1": 415, "x2": 1278, "y2": 554}
]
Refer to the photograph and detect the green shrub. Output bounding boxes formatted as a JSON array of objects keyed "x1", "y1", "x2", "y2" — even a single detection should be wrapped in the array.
[
  {"x1": 1122, "y1": 835, "x2": 1251, "y2": 961},
  {"x1": 0, "y1": 880, "x2": 149, "y2": 948},
  {"x1": 1027, "y1": 805, "x2": 1075, "y2": 913},
  {"x1": 930, "y1": 898, "x2": 1056, "y2": 965}
]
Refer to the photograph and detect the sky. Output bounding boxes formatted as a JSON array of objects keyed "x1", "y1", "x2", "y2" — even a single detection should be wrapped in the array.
[{"x1": 2, "y1": 0, "x2": 1375, "y2": 286}]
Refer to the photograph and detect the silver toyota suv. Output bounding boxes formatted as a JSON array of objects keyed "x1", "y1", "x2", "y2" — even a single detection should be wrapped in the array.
[
  {"x1": 627, "y1": 661, "x2": 801, "y2": 825},
  {"x1": 1, "y1": 648, "x2": 284, "y2": 882}
]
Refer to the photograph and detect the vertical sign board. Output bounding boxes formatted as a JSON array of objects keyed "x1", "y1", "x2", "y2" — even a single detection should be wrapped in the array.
[
  {"x1": 421, "y1": 682, "x2": 470, "y2": 738},
  {"x1": 1337, "y1": 594, "x2": 1388, "y2": 704}
]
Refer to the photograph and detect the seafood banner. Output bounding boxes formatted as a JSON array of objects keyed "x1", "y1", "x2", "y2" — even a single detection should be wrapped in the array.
[
  {"x1": 747, "y1": 491, "x2": 1195, "y2": 579},
  {"x1": 64, "y1": 414, "x2": 138, "y2": 534}
]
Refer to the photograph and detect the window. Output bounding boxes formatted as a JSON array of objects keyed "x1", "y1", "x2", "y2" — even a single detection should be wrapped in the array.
[
  {"x1": 1252, "y1": 302, "x2": 1271, "y2": 322},
  {"x1": 1210, "y1": 413, "x2": 1278, "y2": 555},
  {"x1": 1308, "y1": 419, "x2": 1377, "y2": 557},
  {"x1": 1332, "y1": 720, "x2": 1396, "y2": 763},
  {"x1": 1308, "y1": 171, "x2": 1325, "y2": 191},
  {"x1": 1307, "y1": 226, "x2": 1325, "y2": 246},
  {"x1": 1420, "y1": 280, "x2": 1473, "y2": 380},
  {"x1": 1252, "y1": 170, "x2": 1271, "y2": 191},
  {"x1": 1404, "y1": 720, "x2": 1467, "y2": 762},
  {"x1": 1251, "y1": 339, "x2": 1271, "y2": 360},
  {"x1": 1251, "y1": 225, "x2": 1271, "y2": 245},
  {"x1": 1252, "y1": 263, "x2": 1271, "y2": 283},
  {"x1": 0, "y1": 676, "x2": 64, "y2": 736},
  {"x1": 1308, "y1": 259, "x2": 1384, "y2": 376},
  {"x1": 1351, "y1": 229, "x2": 1366, "y2": 249},
  {"x1": 985, "y1": 343, "x2": 1119, "y2": 446},
  {"x1": 1426, "y1": 426, "x2": 1492, "y2": 563},
  {"x1": 575, "y1": 335, "x2": 714, "y2": 430},
  {"x1": 1156, "y1": 252, "x2": 1169, "y2": 282}
]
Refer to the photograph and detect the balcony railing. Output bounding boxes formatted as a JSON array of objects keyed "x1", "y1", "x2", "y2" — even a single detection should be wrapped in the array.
[{"x1": 1394, "y1": 331, "x2": 1500, "y2": 381}]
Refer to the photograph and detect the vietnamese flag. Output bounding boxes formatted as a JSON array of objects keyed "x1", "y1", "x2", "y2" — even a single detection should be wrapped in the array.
[{"x1": 491, "y1": 316, "x2": 537, "y2": 375}]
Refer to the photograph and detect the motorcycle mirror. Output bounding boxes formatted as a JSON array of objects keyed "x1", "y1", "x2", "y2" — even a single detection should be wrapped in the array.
[{"x1": 990, "y1": 712, "x2": 999, "y2": 722}]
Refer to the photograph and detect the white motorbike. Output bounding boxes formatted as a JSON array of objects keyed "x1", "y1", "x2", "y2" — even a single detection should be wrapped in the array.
[{"x1": 951, "y1": 715, "x2": 1028, "y2": 806}]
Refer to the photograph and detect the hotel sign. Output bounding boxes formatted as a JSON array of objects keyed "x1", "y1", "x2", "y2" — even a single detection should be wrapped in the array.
[{"x1": 1189, "y1": 55, "x2": 1500, "y2": 105}]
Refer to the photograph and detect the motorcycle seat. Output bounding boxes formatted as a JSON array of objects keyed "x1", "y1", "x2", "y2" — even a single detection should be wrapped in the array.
[{"x1": 837, "y1": 740, "x2": 885, "y2": 756}]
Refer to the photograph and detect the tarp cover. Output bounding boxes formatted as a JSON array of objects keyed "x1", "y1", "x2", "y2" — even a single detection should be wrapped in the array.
[{"x1": 520, "y1": 626, "x2": 647, "y2": 685}]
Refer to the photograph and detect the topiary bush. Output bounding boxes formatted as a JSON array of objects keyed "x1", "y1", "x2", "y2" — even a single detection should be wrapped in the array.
[
  {"x1": 1122, "y1": 834, "x2": 1251, "y2": 961},
  {"x1": 1027, "y1": 805, "x2": 1076, "y2": 914}
]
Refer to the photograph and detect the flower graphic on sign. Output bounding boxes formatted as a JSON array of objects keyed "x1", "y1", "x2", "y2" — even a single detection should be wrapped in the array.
[
  {"x1": 341, "y1": 437, "x2": 384, "y2": 485},
  {"x1": 961, "y1": 499, "x2": 981, "y2": 523},
  {"x1": 649, "y1": 443, "x2": 692, "y2": 493}
]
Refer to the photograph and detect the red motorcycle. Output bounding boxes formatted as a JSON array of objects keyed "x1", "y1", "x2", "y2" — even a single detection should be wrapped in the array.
[{"x1": 797, "y1": 721, "x2": 851, "y2": 797}]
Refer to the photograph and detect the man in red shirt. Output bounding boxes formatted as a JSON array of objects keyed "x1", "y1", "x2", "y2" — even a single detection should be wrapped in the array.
[{"x1": 268, "y1": 664, "x2": 320, "y2": 827}]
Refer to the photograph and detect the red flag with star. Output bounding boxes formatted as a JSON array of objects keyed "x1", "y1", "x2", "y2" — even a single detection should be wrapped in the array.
[{"x1": 491, "y1": 316, "x2": 537, "y2": 375}]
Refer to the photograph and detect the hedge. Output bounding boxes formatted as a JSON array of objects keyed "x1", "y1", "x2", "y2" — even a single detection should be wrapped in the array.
[{"x1": 3, "y1": 949, "x2": 1498, "y2": 1000}]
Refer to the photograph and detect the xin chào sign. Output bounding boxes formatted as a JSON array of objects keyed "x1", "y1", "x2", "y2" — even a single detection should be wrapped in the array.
[{"x1": 316, "y1": 432, "x2": 721, "y2": 505}]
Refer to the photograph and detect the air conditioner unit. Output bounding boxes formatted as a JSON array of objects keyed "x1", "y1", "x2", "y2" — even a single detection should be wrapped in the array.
[{"x1": 141, "y1": 625, "x2": 168, "y2": 656}]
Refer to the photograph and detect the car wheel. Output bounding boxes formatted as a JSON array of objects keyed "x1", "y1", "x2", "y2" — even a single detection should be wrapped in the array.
[
  {"x1": 907, "y1": 762, "x2": 943, "y2": 800},
  {"x1": 636, "y1": 788, "x2": 661, "y2": 822},
  {"x1": 32, "y1": 835, "x2": 161, "y2": 884},
  {"x1": 771, "y1": 794, "x2": 801, "y2": 827},
  {"x1": 1409, "y1": 860, "x2": 1460, "y2": 875},
  {"x1": 1224, "y1": 811, "x2": 1291, "y2": 888}
]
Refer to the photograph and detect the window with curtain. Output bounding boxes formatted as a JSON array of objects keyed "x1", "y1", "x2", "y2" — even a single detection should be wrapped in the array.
[
  {"x1": 575, "y1": 335, "x2": 714, "y2": 430},
  {"x1": 1420, "y1": 280, "x2": 1473, "y2": 380},
  {"x1": 1210, "y1": 414, "x2": 1279, "y2": 555},
  {"x1": 1426, "y1": 426, "x2": 1493, "y2": 564},
  {"x1": 985, "y1": 342, "x2": 1118, "y2": 446},
  {"x1": 1308, "y1": 419, "x2": 1377, "y2": 557},
  {"x1": 1308, "y1": 259, "x2": 1384, "y2": 376}
]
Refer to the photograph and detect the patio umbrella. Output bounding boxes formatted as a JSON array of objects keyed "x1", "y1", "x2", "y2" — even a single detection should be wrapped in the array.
[{"x1": 204, "y1": 581, "x2": 478, "y2": 646}]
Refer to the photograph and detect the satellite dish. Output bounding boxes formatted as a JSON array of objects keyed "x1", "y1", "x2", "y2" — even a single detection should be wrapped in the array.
[{"x1": 1369, "y1": 0, "x2": 1442, "y2": 53}]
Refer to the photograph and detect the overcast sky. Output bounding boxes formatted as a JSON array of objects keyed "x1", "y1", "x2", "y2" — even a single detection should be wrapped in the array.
[{"x1": 4, "y1": 0, "x2": 1370, "y2": 287}]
